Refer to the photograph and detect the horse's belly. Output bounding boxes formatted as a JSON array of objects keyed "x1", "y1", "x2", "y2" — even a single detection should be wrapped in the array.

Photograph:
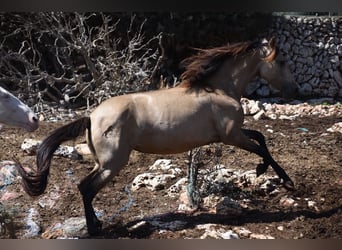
[
  {"x1": 134, "y1": 141, "x2": 210, "y2": 154},
  {"x1": 133, "y1": 128, "x2": 219, "y2": 154}
]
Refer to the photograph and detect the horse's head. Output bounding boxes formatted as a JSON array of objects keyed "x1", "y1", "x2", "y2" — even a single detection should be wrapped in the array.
[
  {"x1": 258, "y1": 38, "x2": 298, "y2": 99},
  {"x1": 0, "y1": 87, "x2": 39, "y2": 132}
]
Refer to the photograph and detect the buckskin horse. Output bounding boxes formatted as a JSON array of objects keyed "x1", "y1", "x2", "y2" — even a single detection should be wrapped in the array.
[
  {"x1": 0, "y1": 86, "x2": 39, "y2": 132},
  {"x1": 17, "y1": 38, "x2": 298, "y2": 236}
]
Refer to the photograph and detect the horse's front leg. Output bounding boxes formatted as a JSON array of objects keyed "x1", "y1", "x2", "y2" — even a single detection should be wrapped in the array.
[
  {"x1": 241, "y1": 128, "x2": 272, "y2": 176},
  {"x1": 227, "y1": 128, "x2": 295, "y2": 190}
]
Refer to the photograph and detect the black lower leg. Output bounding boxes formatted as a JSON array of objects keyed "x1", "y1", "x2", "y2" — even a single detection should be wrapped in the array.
[
  {"x1": 242, "y1": 129, "x2": 270, "y2": 175},
  {"x1": 256, "y1": 162, "x2": 269, "y2": 176},
  {"x1": 78, "y1": 179, "x2": 102, "y2": 236},
  {"x1": 242, "y1": 129, "x2": 268, "y2": 148},
  {"x1": 266, "y1": 158, "x2": 295, "y2": 190},
  {"x1": 82, "y1": 194, "x2": 102, "y2": 235},
  {"x1": 241, "y1": 129, "x2": 295, "y2": 190}
]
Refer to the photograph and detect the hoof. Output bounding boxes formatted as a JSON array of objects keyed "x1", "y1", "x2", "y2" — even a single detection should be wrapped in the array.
[
  {"x1": 87, "y1": 220, "x2": 103, "y2": 236},
  {"x1": 88, "y1": 226, "x2": 102, "y2": 236},
  {"x1": 256, "y1": 163, "x2": 268, "y2": 176},
  {"x1": 283, "y1": 180, "x2": 295, "y2": 191}
]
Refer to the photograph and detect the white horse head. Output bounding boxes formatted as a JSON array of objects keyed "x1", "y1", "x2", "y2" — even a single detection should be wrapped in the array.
[{"x1": 0, "y1": 86, "x2": 39, "y2": 132}]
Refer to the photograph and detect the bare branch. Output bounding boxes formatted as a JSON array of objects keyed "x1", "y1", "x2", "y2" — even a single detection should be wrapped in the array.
[{"x1": 0, "y1": 12, "x2": 160, "y2": 117}]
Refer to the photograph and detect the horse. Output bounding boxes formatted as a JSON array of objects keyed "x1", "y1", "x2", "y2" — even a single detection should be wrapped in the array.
[
  {"x1": 17, "y1": 37, "x2": 298, "y2": 236},
  {"x1": 0, "y1": 86, "x2": 39, "y2": 132}
]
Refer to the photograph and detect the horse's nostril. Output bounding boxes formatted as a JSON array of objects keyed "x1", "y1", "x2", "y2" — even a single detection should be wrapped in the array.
[{"x1": 30, "y1": 113, "x2": 39, "y2": 123}]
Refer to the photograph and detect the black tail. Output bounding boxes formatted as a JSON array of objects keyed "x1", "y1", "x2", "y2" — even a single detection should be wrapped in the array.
[{"x1": 16, "y1": 117, "x2": 90, "y2": 196}]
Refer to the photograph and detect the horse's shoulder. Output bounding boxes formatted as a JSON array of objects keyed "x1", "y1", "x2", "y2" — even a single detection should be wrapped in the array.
[{"x1": 209, "y1": 93, "x2": 242, "y2": 110}]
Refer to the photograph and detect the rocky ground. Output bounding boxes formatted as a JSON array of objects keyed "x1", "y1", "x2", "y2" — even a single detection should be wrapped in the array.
[{"x1": 0, "y1": 98, "x2": 341, "y2": 239}]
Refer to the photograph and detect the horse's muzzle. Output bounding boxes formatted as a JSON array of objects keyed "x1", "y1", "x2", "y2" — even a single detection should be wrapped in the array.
[{"x1": 27, "y1": 112, "x2": 39, "y2": 132}]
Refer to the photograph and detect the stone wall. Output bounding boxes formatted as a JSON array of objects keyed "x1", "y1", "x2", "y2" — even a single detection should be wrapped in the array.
[
  {"x1": 142, "y1": 13, "x2": 342, "y2": 99},
  {"x1": 251, "y1": 15, "x2": 342, "y2": 99}
]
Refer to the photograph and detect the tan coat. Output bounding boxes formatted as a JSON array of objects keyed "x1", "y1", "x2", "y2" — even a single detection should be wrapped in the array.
[{"x1": 17, "y1": 38, "x2": 297, "y2": 235}]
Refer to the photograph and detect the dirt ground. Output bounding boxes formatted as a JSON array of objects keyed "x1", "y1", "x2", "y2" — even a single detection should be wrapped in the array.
[{"x1": 0, "y1": 114, "x2": 341, "y2": 239}]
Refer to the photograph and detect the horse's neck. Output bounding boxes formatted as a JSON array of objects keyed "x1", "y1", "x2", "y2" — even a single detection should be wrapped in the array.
[{"x1": 208, "y1": 56, "x2": 260, "y2": 99}]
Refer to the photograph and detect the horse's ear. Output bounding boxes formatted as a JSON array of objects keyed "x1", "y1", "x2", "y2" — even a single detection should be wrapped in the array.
[
  {"x1": 262, "y1": 37, "x2": 277, "y2": 62},
  {"x1": 269, "y1": 37, "x2": 276, "y2": 49}
]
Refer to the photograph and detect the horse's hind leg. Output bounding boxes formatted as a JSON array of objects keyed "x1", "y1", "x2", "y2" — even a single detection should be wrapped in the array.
[
  {"x1": 78, "y1": 150, "x2": 130, "y2": 236},
  {"x1": 227, "y1": 128, "x2": 295, "y2": 190},
  {"x1": 78, "y1": 168, "x2": 103, "y2": 235}
]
